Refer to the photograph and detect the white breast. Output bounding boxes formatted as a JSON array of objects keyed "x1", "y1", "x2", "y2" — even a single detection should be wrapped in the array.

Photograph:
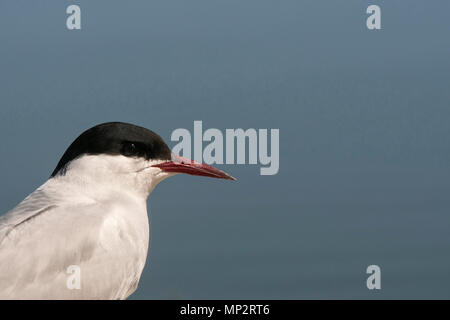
[{"x1": 0, "y1": 179, "x2": 150, "y2": 300}]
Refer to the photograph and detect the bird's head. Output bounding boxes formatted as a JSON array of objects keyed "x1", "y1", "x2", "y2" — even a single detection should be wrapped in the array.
[{"x1": 51, "y1": 122, "x2": 234, "y2": 198}]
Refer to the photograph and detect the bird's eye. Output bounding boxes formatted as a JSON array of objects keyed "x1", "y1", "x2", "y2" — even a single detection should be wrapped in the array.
[{"x1": 122, "y1": 142, "x2": 138, "y2": 156}]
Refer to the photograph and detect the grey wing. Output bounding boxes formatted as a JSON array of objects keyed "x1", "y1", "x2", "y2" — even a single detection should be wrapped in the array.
[
  {"x1": 0, "y1": 189, "x2": 55, "y2": 243},
  {"x1": 0, "y1": 193, "x2": 141, "y2": 300}
]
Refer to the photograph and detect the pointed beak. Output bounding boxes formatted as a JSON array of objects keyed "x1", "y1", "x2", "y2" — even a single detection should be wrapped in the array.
[{"x1": 152, "y1": 155, "x2": 236, "y2": 181}]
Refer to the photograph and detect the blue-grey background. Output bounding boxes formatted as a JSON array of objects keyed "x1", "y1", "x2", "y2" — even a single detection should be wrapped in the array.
[{"x1": 1, "y1": 1, "x2": 449, "y2": 299}]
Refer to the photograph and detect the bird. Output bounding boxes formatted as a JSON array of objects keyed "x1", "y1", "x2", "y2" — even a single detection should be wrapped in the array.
[{"x1": 0, "y1": 122, "x2": 235, "y2": 299}]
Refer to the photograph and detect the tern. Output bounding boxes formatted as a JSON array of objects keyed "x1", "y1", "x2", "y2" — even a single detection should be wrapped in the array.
[{"x1": 0, "y1": 122, "x2": 234, "y2": 299}]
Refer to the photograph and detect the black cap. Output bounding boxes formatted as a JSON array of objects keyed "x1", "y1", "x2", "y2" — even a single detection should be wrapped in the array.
[{"x1": 51, "y1": 122, "x2": 172, "y2": 177}]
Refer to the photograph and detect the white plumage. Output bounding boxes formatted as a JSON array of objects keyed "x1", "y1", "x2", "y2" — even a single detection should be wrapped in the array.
[{"x1": 0, "y1": 155, "x2": 168, "y2": 299}]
